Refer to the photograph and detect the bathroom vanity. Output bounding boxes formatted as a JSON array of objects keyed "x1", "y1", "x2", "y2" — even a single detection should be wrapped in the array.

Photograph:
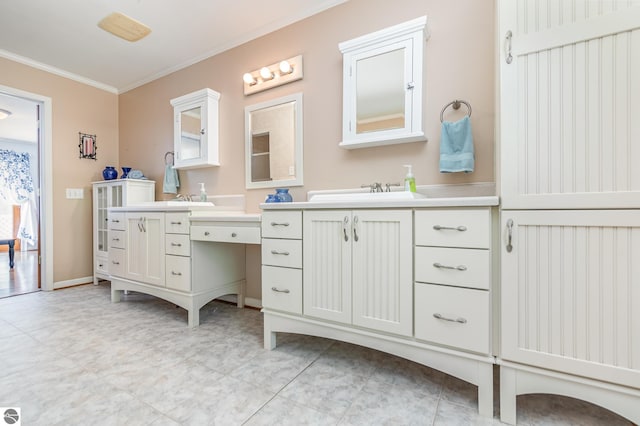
[
  {"x1": 260, "y1": 186, "x2": 499, "y2": 417},
  {"x1": 108, "y1": 200, "x2": 260, "y2": 327}
]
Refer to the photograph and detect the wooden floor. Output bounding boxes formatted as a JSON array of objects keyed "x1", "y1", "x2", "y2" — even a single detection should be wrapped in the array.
[{"x1": 0, "y1": 250, "x2": 39, "y2": 298}]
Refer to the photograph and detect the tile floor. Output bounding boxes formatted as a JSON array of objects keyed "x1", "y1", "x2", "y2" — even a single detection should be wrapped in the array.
[{"x1": 0, "y1": 284, "x2": 634, "y2": 426}]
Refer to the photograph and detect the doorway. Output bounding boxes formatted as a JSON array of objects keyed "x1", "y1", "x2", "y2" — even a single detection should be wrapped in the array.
[{"x1": 0, "y1": 85, "x2": 53, "y2": 295}]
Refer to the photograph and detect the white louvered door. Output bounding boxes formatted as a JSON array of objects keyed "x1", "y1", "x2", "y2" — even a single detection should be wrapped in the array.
[{"x1": 500, "y1": 0, "x2": 640, "y2": 209}]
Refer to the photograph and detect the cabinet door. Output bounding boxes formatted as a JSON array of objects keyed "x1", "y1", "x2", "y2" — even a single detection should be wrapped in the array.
[
  {"x1": 303, "y1": 210, "x2": 352, "y2": 323},
  {"x1": 126, "y1": 213, "x2": 165, "y2": 286},
  {"x1": 93, "y1": 184, "x2": 109, "y2": 257},
  {"x1": 501, "y1": 210, "x2": 640, "y2": 389},
  {"x1": 352, "y1": 210, "x2": 413, "y2": 336}
]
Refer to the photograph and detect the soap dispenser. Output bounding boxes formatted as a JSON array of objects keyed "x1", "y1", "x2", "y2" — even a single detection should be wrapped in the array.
[
  {"x1": 198, "y1": 183, "x2": 207, "y2": 202},
  {"x1": 403, "y1": 165, "x2": 416, "y2": 193}
]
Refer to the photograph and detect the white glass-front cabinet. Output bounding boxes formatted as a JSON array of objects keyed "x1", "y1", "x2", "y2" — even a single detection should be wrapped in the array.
[
  {"x1": 92, "y1": 179, "x2": 154, "y2": 285},
  {"x1": 303, "y1": 209, "x2": 413, "y2": 336},
  {"x1": 170, "y1": 88, "x2": 220, "y2": 169}
]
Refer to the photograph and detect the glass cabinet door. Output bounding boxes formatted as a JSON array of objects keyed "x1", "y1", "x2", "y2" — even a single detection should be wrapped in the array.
[{"x1": 96, "y1": 185, "x2": 108, "y2": 255}]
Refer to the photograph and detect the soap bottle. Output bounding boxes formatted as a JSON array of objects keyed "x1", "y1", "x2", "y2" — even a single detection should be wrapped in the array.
[
  {"x1": 403, "y1": 165, "x2": 416, "y2": 193},
  {"x1": 198, "y1": 183, "x2": 207, "y2": 202}
]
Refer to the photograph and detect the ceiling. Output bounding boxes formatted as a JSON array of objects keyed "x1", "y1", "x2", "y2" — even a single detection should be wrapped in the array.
[{"x1": 0, "y1": 0, "x2": 347, "y2": 144}]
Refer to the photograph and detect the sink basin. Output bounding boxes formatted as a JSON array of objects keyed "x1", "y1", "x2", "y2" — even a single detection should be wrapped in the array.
[
  {"x1": 140, "y1": 201, "x2": 215, "y2": 207},
  {"x1": 309, "y1": 192, "x2": 426, "y2": 202}
]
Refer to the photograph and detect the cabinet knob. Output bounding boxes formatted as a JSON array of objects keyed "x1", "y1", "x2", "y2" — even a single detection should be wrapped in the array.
[
  {"x1": 204, "y1": 231, "x2": 210, "y2": 236},
  {"x1": 231, "y1": 232, "x2": 237, "y2": 237}
]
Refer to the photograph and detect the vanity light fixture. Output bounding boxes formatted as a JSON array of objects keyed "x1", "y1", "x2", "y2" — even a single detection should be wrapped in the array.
[
  {"x1": 243, "y1": 55, "x2": 303, "y2": 96},
  {"x1": 0, "y1": 109, "x2": 11, "y2": 120}
]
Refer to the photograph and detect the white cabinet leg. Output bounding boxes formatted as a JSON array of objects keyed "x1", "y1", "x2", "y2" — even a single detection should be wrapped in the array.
[
  {"x1": 500, "y1": 366, "x2": 517, "y2": 425},
  {"x1": 477, "y1": 364, "x2": 494, "y2": 417},
  {"x1": 111, "y1": 288, "x2": 122, "y2": 302},
  {"x1": 188, "y1": 308, "x2": 200, "y2": 328}
]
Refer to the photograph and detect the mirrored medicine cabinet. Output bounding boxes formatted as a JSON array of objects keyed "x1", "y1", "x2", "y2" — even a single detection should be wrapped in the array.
[
  {"x1": 245, "y1": 93, "x2": 303, "y2": 189},
  {"x1": 170, "y1": 88, "x2": 220, "y2": 169},
  {"x1": 339, "y1": 16, "x2": 427, "y2": 149}
]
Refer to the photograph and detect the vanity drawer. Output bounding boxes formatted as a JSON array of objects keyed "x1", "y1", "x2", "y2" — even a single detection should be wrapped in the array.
[
  {"x1": 415, "y1": 208, "x2": 490, "y2": 249},
  {"x1": 165, "y1": 255, "x2": 191, "y2": 292},
  {"x1": 109, "y1": 230, "x2": 126, "y2": 249},
  {"x1": 415, "y1": 246, "x2": 490, "y2": 290},
  {"x1": 262, "y1": 266, "x2": 302, "y2": 315},
  {"x1": 108, "y1": 212, "x2": 126, "y2": 231},
  {"x1": 108, "y1": 248, "x2": 126, "y2": 278},
  {"x1": 415, "y1": 283, "x2": 490, "y2": 354},
  {"x1": 191, "y1": 225, "x2": 261, "y2": 244},
  {"x1": 95, "y1": 256, "x2": 108, "y2": 275},
  {"x1": 262, "y1": 211, "x2": 302, "y2": 239},
  {"x1": 262, "y1": 239, "x2": 302, "y2": 269},
  {"x1": 165, "y1": 213, "x2": 190, "y2": 234},
  {"x1": 165, "y1": 234, "x2": 191, "y2": 256}
]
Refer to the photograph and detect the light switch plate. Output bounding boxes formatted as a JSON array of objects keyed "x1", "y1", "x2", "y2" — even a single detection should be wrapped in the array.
[{"x1": 66, "y1": 188, "x2": 84, "y2": 199}]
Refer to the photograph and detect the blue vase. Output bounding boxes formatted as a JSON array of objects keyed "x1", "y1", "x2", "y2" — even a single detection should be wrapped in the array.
[
  {"x1": 274, "y1": 188, "x2": 293, "y2": 202},
  {"x1": 102, "y1": 166, "x2": 118, "y2": 180},
  {"x1": 265, "y1": 194, "x2": 278, "y2": 203},
  {"x1": 121, "y1": 167, "x2": 132, "y2": 179}
]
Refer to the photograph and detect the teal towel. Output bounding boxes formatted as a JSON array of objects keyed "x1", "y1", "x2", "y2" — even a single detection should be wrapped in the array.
[
  {"x1": 439, "y1": 116, "x2": 475, "y2": 173},
  {"x1": 162, "y1": 164, "x2": 180, "y2": 194}
]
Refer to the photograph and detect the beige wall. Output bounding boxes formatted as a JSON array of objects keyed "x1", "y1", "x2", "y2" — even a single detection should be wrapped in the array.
[
  {"x1": 1, "y1": 0, "x2": 495, "y2": 294},
  {"x1": 119, "y1": 0, "x2": 495, "y2": 301},
  {"x1": 1, "y1": 57, "x2": 119, "y2": 285}
]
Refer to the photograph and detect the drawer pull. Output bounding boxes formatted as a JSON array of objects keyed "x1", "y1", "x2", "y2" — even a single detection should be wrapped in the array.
[
  {"x1": 433, "y1": 262, "x2": 467, "y2": 271},
  {"x1": 112, "y1": 261, "x2": 120, "y2": 265},
  {"x1": 112, "y1": 238, "x2": 120, "y2": 241},
  {"x1": 171, "y1": 242, "x2": 182, "y2": 247},
  {"x1": 433, "y1": 313, "x2": 467, "y2": 324},
  {"x1": 433, "y1": 225, "x2": 467, "y2": 232},
  {"x1": 271, "y1": 287, "x2": 290, "y2": 293},
  {"x1": 171, "y1": 271, "x2": 183, "y2": 276},
  {"x1": 270, "y1": 250, "x2": 290, "y2": 256},
  {"x1": 112, "y1": 219, "x2": 120, "y2": 223},
  {"x1": 204, "y1": 231, "x2": 210, "y2": 236},
  {"x1": 171, "y1": 221, "x2": 182, "y2": 225},
  {"x1": 231, "y1": 232, "x2": 237, "y2": 237},
  {"x1": 270, "y1": 222, "x2": 290, "y2": 227}
]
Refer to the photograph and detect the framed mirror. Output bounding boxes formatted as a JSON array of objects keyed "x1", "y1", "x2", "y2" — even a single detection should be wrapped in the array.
[
  {"x1": 245, "y1": 93, "x2": 303, "y2": 189},
  {"x1": 339, "y1": 16, "x2": 427, "y2": 149}
]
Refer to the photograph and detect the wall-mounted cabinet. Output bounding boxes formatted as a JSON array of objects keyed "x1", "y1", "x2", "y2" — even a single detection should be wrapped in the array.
[
  {"x1": 339, "y1": 16, "x2": 427, "y2": 149},
  {"x1": 170, "y1": 88, "x2": 220, "y2": 169}
]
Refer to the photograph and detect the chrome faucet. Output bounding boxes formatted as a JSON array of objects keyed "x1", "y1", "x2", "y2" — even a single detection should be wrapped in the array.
[{"x1": 174, "y1": 193, "x2": 193, "y2": 201}]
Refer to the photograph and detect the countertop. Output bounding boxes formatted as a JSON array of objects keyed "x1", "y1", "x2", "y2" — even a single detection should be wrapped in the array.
[{"x1": 260, "y1": 195, "x2": 499, "y2": 210}]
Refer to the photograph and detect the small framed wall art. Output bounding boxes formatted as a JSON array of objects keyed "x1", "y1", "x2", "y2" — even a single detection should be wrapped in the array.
[{"x1": 79, "y1": 132, "x2": 97, "y2": 160}]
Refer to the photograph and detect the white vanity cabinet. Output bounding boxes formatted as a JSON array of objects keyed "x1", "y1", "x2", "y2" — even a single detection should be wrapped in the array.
[
  {"x1": 110, "y1": 206, "x2": 259, "y2": 328},
  {"x1": 92, "y1": 179, "x2": 154, "y2": 284},
  {"x1": 170, "y1": 88, "x2": 220, "y2": 169},
  {"x1": 303, "y1": 209, "x2": 413, "y2": 336},
  {"x1": 261, "y1": 199, "x2": 498, "y2": 418}
]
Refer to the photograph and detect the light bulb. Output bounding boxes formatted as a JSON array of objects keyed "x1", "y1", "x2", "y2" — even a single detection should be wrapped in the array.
[
  {"x1": 243, "y1": 73, "x2": 256, "y2": 85},
  {"x1": 279, "y1": 60, "x2": 292, "y2": 74},
  {"x1": 260, "y1": 67, "x2": 273, "y2": 80}
]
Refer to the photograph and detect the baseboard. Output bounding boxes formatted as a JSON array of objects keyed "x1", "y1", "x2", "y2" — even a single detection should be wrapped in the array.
[
  {"x1": 218, "y1": 294, "x2": 262, "y2": 309},
  {"x1": 54, "y1": 276, "x2": 93, "y2": 289}
]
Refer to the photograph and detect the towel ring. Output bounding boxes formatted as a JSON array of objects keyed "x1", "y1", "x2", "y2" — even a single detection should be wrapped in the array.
[
  {"x1": 164, "y1": 151, "x2": 174, "y2": 165},
  {"x1": 440, "y1": 100, "x2": 472, "y2": 122}
]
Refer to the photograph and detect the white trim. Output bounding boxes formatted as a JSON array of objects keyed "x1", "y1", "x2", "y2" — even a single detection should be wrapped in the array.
[
  {"x1": 0, "y1": 50, "x2": 118, "y2": 94},
  {"x1": 0, "y1": 84, "x2": 53, "y2": 291},
  {"x1": 54, "y1": 276, "x2": 93, "y2": 289},
  {"x1": 219, "y1": 294, "x2": 262, "y2": 309}
]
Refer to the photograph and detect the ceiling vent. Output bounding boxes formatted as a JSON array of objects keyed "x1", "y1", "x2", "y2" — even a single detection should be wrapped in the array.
[{"x1": 98, "y1": 12, "x2": 151, "y2": 42}]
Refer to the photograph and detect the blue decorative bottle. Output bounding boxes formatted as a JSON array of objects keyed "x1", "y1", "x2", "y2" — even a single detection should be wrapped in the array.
[
  {"x1": 274, "y1": 188, "x2": 293, "y2": 202},
  {"x1": 265, "y1": 194, "x2": 278, "y2": 203},
  {"x1": 102, "y1": 166, "x2": 118, "y2": 180}
]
